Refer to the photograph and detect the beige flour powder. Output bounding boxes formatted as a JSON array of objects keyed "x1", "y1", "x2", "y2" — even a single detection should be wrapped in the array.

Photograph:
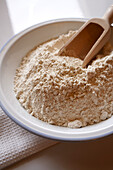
[{"x1": 14, "y1": 31, "x2": 113, "y2": 128}]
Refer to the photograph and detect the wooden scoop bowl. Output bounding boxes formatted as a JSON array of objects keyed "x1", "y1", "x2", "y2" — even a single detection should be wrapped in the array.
[{"x1": 58, "y1": 5, "x2": 113, "y2": 67}]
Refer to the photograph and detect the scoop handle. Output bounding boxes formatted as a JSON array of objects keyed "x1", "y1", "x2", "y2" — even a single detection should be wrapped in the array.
[{"x1": 103, "y1": 5, "x2": 113, "y2": 24}]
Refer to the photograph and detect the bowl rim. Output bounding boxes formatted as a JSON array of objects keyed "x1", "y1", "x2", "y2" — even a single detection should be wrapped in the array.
[{"x1": 0, "y1": 18, "x2": 113, "y2": 142}]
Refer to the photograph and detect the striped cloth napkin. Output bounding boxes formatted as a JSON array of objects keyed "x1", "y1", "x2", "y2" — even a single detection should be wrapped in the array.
[{"x1": 0, "y1": 107, "x2": 57, "y2": 169}]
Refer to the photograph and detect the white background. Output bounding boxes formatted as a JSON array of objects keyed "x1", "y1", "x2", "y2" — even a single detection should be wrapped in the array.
[{"x1": 6, "y1": 0, "x2": 113, "y2": 34}]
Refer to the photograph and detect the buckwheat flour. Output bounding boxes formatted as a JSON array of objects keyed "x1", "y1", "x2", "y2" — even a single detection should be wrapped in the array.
[{"x1": 14, "y1": 31, "x2": 113, "y2": 128}]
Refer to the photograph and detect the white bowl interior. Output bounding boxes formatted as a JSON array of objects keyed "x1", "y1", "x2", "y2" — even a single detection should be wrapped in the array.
[{"x1": 0, "y1": 19, "x2": 113, "y2": 141}]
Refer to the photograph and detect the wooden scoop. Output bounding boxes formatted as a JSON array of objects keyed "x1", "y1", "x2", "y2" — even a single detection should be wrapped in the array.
[{"x1": 58, "y1": 5, "x2": 113, "y2": 67}]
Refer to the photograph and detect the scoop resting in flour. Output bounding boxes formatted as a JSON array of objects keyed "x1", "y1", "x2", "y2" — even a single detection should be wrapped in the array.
[{"x1": 14, "y1": 31, "x2": 113, "y2": 128}]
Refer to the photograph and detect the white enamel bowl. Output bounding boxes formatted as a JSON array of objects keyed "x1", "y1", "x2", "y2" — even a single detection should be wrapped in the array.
[{"x1": 0, "y1": 19, "x2": 113, "y2": 141}]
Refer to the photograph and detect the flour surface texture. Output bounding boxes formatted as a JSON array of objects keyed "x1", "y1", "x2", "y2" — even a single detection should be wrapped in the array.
[{"x1": 14, "y1": 31, "x2": 113, "y2": 128}]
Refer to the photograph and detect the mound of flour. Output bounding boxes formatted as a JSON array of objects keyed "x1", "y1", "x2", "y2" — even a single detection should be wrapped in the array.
[{"x1": 14, "y1": 31, "x2": 113, "y2": 128}]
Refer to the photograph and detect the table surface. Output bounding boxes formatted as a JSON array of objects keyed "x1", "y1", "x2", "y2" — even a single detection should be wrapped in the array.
[{"x1": 1, "y1": 0, "x2": 113, "y2": 169}]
